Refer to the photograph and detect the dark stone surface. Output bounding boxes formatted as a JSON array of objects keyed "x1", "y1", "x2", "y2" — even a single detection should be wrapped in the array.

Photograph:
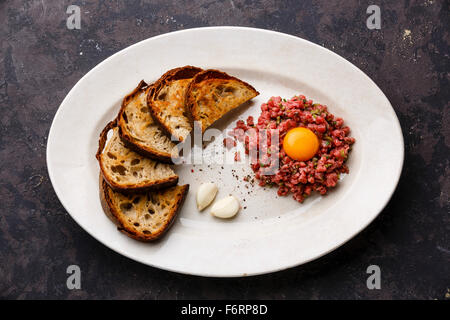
[{"x1": 0, "y1": 0, "x2": 448, "y2": 299}]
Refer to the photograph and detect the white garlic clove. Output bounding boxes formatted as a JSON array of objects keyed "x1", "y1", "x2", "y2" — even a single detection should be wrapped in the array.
[
  {"x1": 210, "y1": 195, "x2": 240, "y2": 219},
  {"x1": 196, "y1": 182, "x2": 218, "y2": 211}
]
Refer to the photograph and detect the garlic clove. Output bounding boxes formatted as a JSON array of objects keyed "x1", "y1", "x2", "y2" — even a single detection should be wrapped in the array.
[
  {"x1": 210, "y1": 195, "x2": 240, "y2": 219},
  {"x1": 196, "y1": 182, "x2": 218, "y2": 211}
]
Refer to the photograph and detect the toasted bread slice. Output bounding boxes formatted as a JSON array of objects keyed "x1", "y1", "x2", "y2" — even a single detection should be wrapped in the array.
[
  {"x1": 96, "y1": 121, "x2": 178, "y2": 192},
  {"x1": 186, "y1": 69, "x2": 259, "y2": 132},
  {"x1": 147, "y1": 66, "x2": 203, "y2": 141},
  {"x1": 117, "y1": 81, "x2": 178, "y2": 163},
  {"x1": 100, "y1": 176, "x2": 189, "y2": 241}
]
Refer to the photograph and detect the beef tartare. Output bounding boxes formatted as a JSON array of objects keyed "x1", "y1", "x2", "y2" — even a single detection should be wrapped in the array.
[{"x1": 229, "y1": 95, "x2": 355, "y2": 203}]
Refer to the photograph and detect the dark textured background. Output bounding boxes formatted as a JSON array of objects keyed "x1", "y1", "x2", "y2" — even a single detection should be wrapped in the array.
[{"x1": 1, "y1": 0, "x2": 449, "y2": 299}]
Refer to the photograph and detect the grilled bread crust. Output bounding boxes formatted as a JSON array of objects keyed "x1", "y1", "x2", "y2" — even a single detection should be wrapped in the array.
[
  {"x1": 100, "y1": 176, "x2": 189, "y2": 241},
  {"x1": 147, "y1": 66, "x2": 203, "y2": 141},
  {"x1": 185, "y1": 69, "x2": 259, "y2": 132},
  {"x1": 117, "y1": 80, "x2": 178, "y2": 163},
  {"x1": 96, "y1": 121, "x2": 178, "y2": 192}
]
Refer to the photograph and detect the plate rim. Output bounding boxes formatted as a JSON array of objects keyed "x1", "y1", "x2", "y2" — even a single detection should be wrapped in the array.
[{"x1": 47, "y1": 26, "x2": 404, "y2": 277}]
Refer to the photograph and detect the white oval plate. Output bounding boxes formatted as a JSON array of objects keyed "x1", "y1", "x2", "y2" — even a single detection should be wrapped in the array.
[{"x1": 47, "y1": 27, "x2": 404, "y2": 277}]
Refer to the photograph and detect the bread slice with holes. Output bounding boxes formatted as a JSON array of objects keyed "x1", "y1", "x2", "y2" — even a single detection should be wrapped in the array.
[
  {"x1": 100, "y1": 176, "x2": 189, "y2": 241},
  {"x1": 117, "y1": 80, "x2": 178, "y2": 163},
  {"x1": 96, "y1": 121, "x2": 178, "y2": 192},
  {"x1": 186, "y1": 69, "x2": 259, "y2": 132},
  {"x1": 147, "y1": 66, "x2": 203, "y2": 141}
]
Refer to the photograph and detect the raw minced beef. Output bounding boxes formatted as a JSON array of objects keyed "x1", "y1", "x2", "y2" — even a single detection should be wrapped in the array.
[{"x1": 228, "y1": 95, "x2": 355, "y2": 203}]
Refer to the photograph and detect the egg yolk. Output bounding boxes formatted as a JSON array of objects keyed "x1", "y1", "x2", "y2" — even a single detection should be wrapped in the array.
[{"x1": 283, "y1": 127, "x2": 319, "y2": 161}]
